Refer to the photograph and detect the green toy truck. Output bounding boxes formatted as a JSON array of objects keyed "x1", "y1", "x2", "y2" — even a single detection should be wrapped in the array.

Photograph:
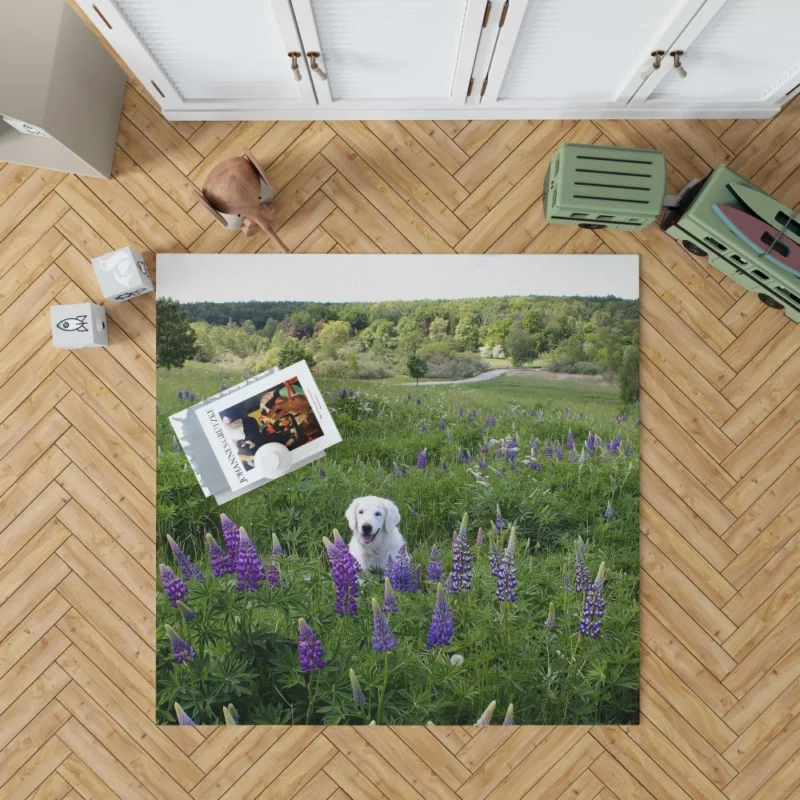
[
  {"x1": 543, "y1": 143, "x2": 667, "y2": 231},
  {"x1": 660, "y1": 165, "x2": 800, "y2": 322}
]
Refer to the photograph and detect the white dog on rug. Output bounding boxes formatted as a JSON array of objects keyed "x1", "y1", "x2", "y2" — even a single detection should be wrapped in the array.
[{"x1": 345, "y1": 495, "x2": 405, "y2": 572}]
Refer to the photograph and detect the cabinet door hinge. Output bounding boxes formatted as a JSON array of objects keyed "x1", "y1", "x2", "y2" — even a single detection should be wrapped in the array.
[
  {"x1": 467, "y1": 77, "x2": 475, "y2": 97},
  {"x1": 482, "y1": 0, "x2": 492, "y2": 27},
  {"x1": 499, "y1": 0, "x2": 509, "y2": 27}
]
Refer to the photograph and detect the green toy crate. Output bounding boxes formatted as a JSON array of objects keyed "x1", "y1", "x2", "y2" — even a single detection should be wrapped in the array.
[
  {"x1": 661, "y1": 165, "x2": 800, "y2": 322},
  {"x1": 544, "y1": 143, "x2": 667, "y2": 231}
]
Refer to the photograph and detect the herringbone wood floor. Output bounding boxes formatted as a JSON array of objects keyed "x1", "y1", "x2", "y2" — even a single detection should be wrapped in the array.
[{"x1": 2, "y1": 58, "x2": 800, "y2": 799}]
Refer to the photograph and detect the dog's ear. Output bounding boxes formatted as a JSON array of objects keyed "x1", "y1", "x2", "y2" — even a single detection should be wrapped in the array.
[
  {"x1": 384, "y1": 500, "x2": 401, "y2": 531},
  {"x1": 345, "y1": 499, "x2": 359, "y2": 531}
]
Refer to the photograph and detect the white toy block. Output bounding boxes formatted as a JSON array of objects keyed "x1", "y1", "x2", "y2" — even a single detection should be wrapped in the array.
[
  {"x1": 51, "y1": 303, "x2": 107, "y2": 349},
  {"x1": 91, "y1": 246, "x2": 153, "y2": 302}
]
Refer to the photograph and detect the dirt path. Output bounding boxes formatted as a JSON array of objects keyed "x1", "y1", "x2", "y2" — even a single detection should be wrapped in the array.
[
  {"x1": 402, "y1": 368, "x2": 615, "y2": 388},
  {"x1": 401, "y1": 368, "x2": 511, "y2": 386}
]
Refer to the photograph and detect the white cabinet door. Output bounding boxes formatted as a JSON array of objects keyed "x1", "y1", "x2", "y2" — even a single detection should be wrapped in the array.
[
  {"x1": 288, "y1": 0, "x2": 486, "y2": 108},
  {"x1": 77, "y1": 0, "x2": 316, "y2": 112},
  {"x1": 632, "y1": 0, "x2": 800, "y2": 108},
  {"x1": 480, "y1": 0, "x2": 705, "y2": 110}
]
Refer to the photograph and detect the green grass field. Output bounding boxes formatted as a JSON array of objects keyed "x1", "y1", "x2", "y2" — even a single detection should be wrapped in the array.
[{"x1": 156, "y1": 362, "x2": 639, "y2": 726}]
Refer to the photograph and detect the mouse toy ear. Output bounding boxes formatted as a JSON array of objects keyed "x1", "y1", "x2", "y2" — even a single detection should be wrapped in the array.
[
  {"x1": 195, "y1": 190, "x2": 229, "y2": 228},
  {"x1": 243, "y1": 148, "x2": 273, "y2": 192}
]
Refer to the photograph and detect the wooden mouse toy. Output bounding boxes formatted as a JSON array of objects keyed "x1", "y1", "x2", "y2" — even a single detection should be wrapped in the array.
[{"x1": 197, "y1": 148, "x2": 289, "y2": 253}]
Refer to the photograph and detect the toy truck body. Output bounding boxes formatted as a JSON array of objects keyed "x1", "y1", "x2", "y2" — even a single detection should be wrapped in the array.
[
  {"x1": 660, "y1": 165, "x2": 800, "y2": 322},
  {"x1": 544, "y1": 143, "x2": 667, "y2": 231}
]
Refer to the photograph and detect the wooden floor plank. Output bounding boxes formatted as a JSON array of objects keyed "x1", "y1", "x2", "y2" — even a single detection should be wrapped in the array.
[{"x1": 2, "y1": 75, "x2": 800, "y2": 800}]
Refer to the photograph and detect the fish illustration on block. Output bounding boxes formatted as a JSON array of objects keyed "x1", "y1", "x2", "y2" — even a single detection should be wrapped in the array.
[
  {"x1": 713, "y1": 204, "x2": 800, "y2": 277},
  {"x1": 56, "y1": 315, "x2": 89, "y2": 332}
]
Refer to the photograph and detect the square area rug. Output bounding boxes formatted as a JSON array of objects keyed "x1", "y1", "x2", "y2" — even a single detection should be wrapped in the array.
[{"x1": 155, "y1": 254, "x2": 640, "y2": 726}]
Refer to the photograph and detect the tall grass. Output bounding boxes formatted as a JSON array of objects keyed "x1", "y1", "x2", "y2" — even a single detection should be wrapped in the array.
[{"x1": 156, "y1": 364, "x2": 639, "y2": 725}]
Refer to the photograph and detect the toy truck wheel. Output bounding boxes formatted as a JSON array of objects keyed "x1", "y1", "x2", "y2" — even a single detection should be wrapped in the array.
[
  {"x1": 682, "y1": 240, "x2": 707, "y2": 257},
  {"x1": 758, "y1": 293, "x2": 784, "y2": 310},
  {"x1": 578, "y1": 223, "x2": 607, "y2": 230}
]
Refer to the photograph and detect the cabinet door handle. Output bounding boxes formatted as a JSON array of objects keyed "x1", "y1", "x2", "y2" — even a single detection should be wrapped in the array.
[
  {"x1": 670, "y1": 50, "x2": 687, "y2": 79},
  {"x1": 640, "y1": 50, "x2": 664, "y2": 81},
  {"x1": 288, "y1": 51, "x2": 302, "y2": 81},
  {"x1": 307, "y1": 52, "x2": 328, "y2": 81}
]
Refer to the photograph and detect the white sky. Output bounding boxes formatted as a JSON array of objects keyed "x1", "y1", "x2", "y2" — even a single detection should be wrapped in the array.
[{"x1": 156, "y1": 254, "x2": 638, "y2": 303}]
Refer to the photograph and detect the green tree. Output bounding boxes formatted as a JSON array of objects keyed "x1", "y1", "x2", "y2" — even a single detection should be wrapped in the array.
[
  {"x1": 407, "y1": 353, "x2": 428, "y2": 386},
  {"x1": 278, "y1": 338, "x2": 315, "y2": 369},
  {"x1": 618, "y1": 341, "x2": 639, "y2": 404},
  {"x1": 504, "y1": 321, "x2": 539, "y2": 368},
  {"x1": 156, "y1": 298, "x2": 197, "y2": 369},
  {"x1": 317, "y1": 320, "x2": 351, "y2": 347},
  {"x1": 428, "y1": 316, "x2": 450, "y2": 341},
  {"x1": 454, "y1": 313, "x2": 480, "y2": 351},
  {"x1": 483, "y1": 318, "x2": 513, "y2": 348}
]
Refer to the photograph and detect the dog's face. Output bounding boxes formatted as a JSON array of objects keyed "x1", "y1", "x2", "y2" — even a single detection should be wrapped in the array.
[{"x1": 345, "y1": 496, "x2": 400, "y2": 547}]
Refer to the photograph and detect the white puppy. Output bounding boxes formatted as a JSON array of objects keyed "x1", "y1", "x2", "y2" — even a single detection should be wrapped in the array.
[{"x1": 346, "y1": 495, "x2": 405, "y2": 572}]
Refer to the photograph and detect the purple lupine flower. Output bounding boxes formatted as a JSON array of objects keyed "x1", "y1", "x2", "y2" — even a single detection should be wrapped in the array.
[
  {"x1": 350, "y1": 669, "x2": 366, "y2": 706},
  {"x1": 496, "y1": 528, "x2": 517, "y2": 603},
  {"x1": 567, "y1": 430, "x2": 575, "y2": 451},
  {"x1": 479, "y1": 457, "x2": 487, "y2": 470},
  {"x1": 438, "y1": 418, "x2": 446, "y2": 430},
  {"x1": 494, "y1": 506, "x2": 505, "y2": 532},
  {"x1": 450, "y1": 514, "x2": 472, "y2": 592},
  {"x1": 318, "y1": 467, "x2": 326, "y2": 479},
  {"x1": 339, "y1": 388, "x2": 347, "y2": 399},
  {"x1": 574, "y1": 538, "x2": 590, "y2": 593},
  {"x1": 166, "y1": 625, "x2": 195, "y2": 664},
  {"x1": 458, "y1": 449, "x2": 471, "y2": 463},
  {"x1": 544, "y1": 602, "x2": 556, "y2": 629},
  {"x1": 569, "y1": 450, "x2": 579, "y2": 462},
  {"x1": 604, "y1": 502, "x2": 614, "y2": 520},
  {"x1": 382, "y1": 577, "x2": 398, "y2": 613},
  {"x1": 235, "y1": 527, "x2": 266, "y2": 592},
  {"x1": 189, "y1": 392, "x2": 196, "y2": 402},
  {"x1": 481, "y1": 442, "x2": 489, "y2": 455},
  {"x1": 177, "y1": 600, "x2": 196, "y2": 622},
  {"x1": 174, "y1": 702, "x2": 195, "y2": 725},
  {"x1": 544, "y1": 441, "x2": 553, "y2": 458},
  {"x1": 609, "y1": 433, "x2": 622, "y2": 454},
  {"x1": 417, "y1": 448, "x2": 428, "y2": 469},
  {"x1": 267, "y1": 561, "x2": 281, "y2": 588},
  {"x1": 420, "y1": 421, "x2": 428, "y2": 433},
  {"x1": 532, "y1": 438, "x2": 539, "y2": 458},
  {"x1": 416, "y1": 397, "x2": 421, "y2": 405},
  {"x1": 475, "y1": 701, "x2": 496, "y2": 726},
  {"x1": 427, "y1": 545, "x2": 442, "y2": 581},
  {"x1": 393, "y1": 462, "x2": 403, "y2": 477},
  {"x1": 177, "y1": 390, "x2": 183, "y2": 401},
  {"x1": 427, "y1": 583, "x2": 454, "y2": 649},
  {"x1": 220, "y1": 514, "x2": 240, "y2": 570},
  {"x1": 160, "y1": 564, "x2": 187, "y2": 607},
  {"x1": 489, "y1": 542, "x2": 501, "y2": 579},
  {"x1": 390, "y1": 544, "x2": 412, "y2": 592},
  {"x1": 555, "y1": 441, "x2": 564, "y2": 461},
  {"x1": 298, "y1": 618, "x2": 326, "y2": 673},
  {"x1": 624, "y1": 440, "x2": 632, "y2": 457},
  {"x1": 325, "y1": 531, "x2": 361, "y2": 615},
  {"x1": 459, "y1": 406, "x2": 464, "y2": 417},
  {"x1": 503, "y1": 704, "x2": 515, "y2": 725},
  {"x1": 505, "y1": 439, "x2": 518, "y2": 463},
  {"x1": 372, "y1": 598, "x2": 396, "y2": 652},
  {"x1": 167, "y1": 536, "x2": 203, "y2": 581},
  {"x1": 563, "y1": 572, "x2": 572, "y2": 592},
  {"x1": 271, "y1": 533, "x2": 284, "y2": 558},
  {"x1": 206, "y1": 534, "x2": 231, "y2": 577},
  {"x1": 586, "y1": 431, "x2": 596, "y2": 457},
  {"x1": 528, "y1": 461, "x2": 544, "y2": 472},
  {"x1": 579, "y1": 563, "x2": 606, "y2": 638},
  {"x1": 411, "y1": 565, "x2": 421, "y2": 593}
]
